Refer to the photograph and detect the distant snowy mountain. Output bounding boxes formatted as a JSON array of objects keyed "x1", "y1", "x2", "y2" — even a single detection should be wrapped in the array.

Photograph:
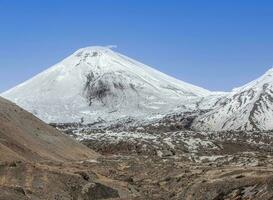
[
  {"x1": 1, "y1": 46, "x2": 210, "y2": 124},
  {"x1": 193, "y1": 68, "x2": 273, "y2": 131}
]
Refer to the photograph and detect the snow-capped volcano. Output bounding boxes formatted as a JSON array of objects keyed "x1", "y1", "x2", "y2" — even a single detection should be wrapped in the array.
[
  {"x1": 2, "y1": 46, "x2": 210, "y2": 124},
  {"x1": 193, "y1": 67, "x2": 273, "y2": 131}
]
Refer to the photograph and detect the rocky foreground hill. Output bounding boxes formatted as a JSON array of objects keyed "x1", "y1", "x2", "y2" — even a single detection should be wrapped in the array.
[{"x1": 0, "y1": 97, "x2": 131, "y2": 200}]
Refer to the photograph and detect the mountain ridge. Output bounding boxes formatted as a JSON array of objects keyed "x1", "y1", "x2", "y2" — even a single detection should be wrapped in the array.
[
  {"x1": 2, "y1": 46, "x2": 273, "y2": 131},
  {"x1": 193, "y1": 66, "x2": 273, "y2": 131}
]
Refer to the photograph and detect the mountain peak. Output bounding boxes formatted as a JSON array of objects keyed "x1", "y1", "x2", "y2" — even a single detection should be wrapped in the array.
[
  {"x1": 264, "y1": 67, "x2": 273, "y2": 76},
  {"x1": 231, "y1": 67, "x2": 273, "y2": 93},
  {"x1": 194, "y1": 66, "x2": 273, "y2": 131},
  {"x1": 72, "y1": 46, "x2": 116, "y2": 58},
  {"x1": 1, "y1": 47, "x2": 210, "y2": 124}
]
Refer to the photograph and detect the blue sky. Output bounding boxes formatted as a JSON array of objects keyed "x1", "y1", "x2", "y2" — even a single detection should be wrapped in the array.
[{"x1": 1, "y1": 0, "x2": 273, "y2": 92}]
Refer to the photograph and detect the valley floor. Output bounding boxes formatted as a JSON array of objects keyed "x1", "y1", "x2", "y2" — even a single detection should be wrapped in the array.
[
  {"x1": 2, "y1": 128, "x2": 273, "y2": 200},
  {"x1": 66, "y1": 128, "x2": 273, "y2": 199}
]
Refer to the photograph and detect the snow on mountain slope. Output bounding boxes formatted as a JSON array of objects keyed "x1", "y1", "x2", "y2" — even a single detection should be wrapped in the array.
[
  {"x1": 193, "y1": 67, "x2": 273, "y2": 131},
  {"x1": 1, "y1": 46, "x2": 210, "y2": 124}
]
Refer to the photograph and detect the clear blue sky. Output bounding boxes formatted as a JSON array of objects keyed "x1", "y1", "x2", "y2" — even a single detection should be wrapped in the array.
[{"x1": 1, "y1": 0, "x2": 273, "y2": 92}]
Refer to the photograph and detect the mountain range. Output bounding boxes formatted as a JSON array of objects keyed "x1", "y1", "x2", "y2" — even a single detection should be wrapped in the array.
[{"x1": 2, "y1": 46, "x2": 273, "y2": 131}]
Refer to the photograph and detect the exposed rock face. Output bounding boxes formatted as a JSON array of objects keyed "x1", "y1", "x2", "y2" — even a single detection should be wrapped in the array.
[
  {"x1": 81, "y1": 182, "x2": 119, "y2": 200},
  {"x1": 181, "y1": 170, "x2": 273, "y2": 200},
  {"x1": 0, "y1": 161, "x2": 124, "y2": 200}
]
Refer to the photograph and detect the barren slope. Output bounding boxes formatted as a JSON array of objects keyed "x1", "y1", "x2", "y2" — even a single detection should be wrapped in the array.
[
  {"x1": 0, "y1": 97, "x2": 98, "y2": 162},
  {"x1": 0, "y1": 97, "x2": 130, "y2": 200}
]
